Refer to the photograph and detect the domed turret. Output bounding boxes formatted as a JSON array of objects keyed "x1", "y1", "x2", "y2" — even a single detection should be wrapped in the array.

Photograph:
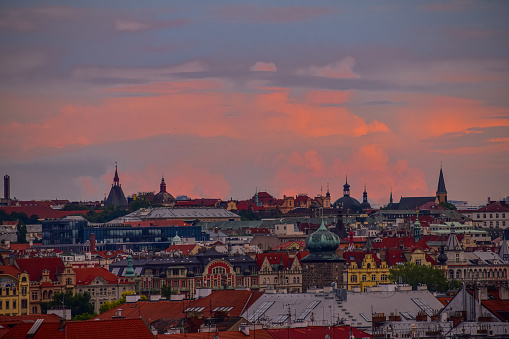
[{"x1": 301, "y1": 219, "x2": 343, "y2": 262}]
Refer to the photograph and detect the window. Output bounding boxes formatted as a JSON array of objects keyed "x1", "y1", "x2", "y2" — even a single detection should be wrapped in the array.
[
  {"x1": 456, "y1": 254, "x2": 460, "y2": 262},
  {"x1": 5, "y1": 301, "x2": 9, "y2": 309},
  {"x1": 371, "y1": 274, "x2": 376, "y2": 281},
  {"x1": 477, "y1": 214, "x2": 480, "y2": 219},
  {"x1": 286, "y1": 277, "x2": 289, "y2": 284},
  {"x1": 362, "y1": 275, "x2": 367, "y2": 282},
  {"x1": 13, "y1": 300, "x2": 16, "y2": 309},
  {"x1": 32, "y1": 291, "x2": 38, "y2": 300},
  {"x1": 416, "y1": 259, "x2": 422, "y2": 266},
  {"x1": 297, "y1": 277, "x2": 300, "y2": 283},
  {"x1": 0, "y1": 301, "x2": 2, "y2": 309},
  {"x1": 381, "y1": 274, "x2": 387, "y2": 282},
  {"x1": 293, "y1": 277, "x2": 296, "y2": 284},
  {"x1": 274, "y1": 277, "x2": 278, "y2": 284},
  {"x1": 496, "y1": 214, "x2": 499, "y2": 218},
  {"x1": 483, "y1": 214, "x2": 486, "y2": 218},
  {"x1": 351, "y1": 275, "x2": 357, "y2": 282},
  {"x1": 490, "y1": 214, "x2": 493, "y2": 218}
]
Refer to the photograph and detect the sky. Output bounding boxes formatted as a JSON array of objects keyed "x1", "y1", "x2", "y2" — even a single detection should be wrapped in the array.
[{"x1": 1, "y1": 1, "x2": 508, "y2": 206}]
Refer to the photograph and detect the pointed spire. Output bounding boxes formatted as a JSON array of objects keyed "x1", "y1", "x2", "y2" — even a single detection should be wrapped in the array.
[
  {"x1": 113, "y1": 162, "x2": 119, "y2": 186},
  {"x1": 437, "y1": 165, "x2": 447, "y2": 194},
  {"x1": 160, "y1": 175, "x2": 167, "y2": 193},
  {"x1": 390, "y1": 188, "x2": 393, "y2": 204},
  {"x1": 363, "y1": 184, "x2": 368, "y2": 203},
  {"x1": 326, "y1": 183, "x2": 330, "y2": 198}
]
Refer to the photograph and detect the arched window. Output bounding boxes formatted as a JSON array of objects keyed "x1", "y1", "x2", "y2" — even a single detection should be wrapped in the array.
[
  {"x1": 449, "y1": 270, "x2": 454, "y2": 279},
  {"x1": 371, "y1": 274, "x2": 376, "y2": 281},
  {"x1": 351, "y1": 275, "x2": 357, "y2": 282},
  {"x1": 274, "y1": 277, "x2": 278, "y2": 284},
  {"x1": 286, "y1": 277, "x2": 289, "y2": 284},
  {"x1": 362, "y1": 275, "x2": 367, "y2": 282},
  {"x1": 293, "y1": 277, "x2": 296, "y2": 284},
  {"x1": 456, "y1": 270, "x2": 461, "y2": 279},
  {"x1": 43, "y1": 290, "x2": 47, "y2": 300}
]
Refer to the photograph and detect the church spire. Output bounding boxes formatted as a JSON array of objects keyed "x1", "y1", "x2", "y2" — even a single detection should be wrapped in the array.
[
  {"x1": 436, "y1": 165, "x2": 447, "y2": 203},
  {"x1": 363, "y1": 184, "x2": 368, "y2": 203},
  {"x1": 343, "y1": 176, "x2": 350, "y2": 197},
  {"x1": 113, "y1": 162, "x2": 119, "y2": 187},
  {"x1": 160, "y1": 175, "x2": 167, "y2": 193}
]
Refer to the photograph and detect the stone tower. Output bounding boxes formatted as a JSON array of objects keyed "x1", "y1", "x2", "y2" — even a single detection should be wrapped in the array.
[{"x1": 301, "y1": 217, "x2": 344, "y2": 290}]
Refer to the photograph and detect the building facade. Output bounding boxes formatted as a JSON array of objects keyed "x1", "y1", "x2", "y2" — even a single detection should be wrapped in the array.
[
  {"x1": 0, "y1": 265, "x2": 30, "y2": 316},
  {"x1": 345, "y1": 253, "x2": 390, "y2": 291}
]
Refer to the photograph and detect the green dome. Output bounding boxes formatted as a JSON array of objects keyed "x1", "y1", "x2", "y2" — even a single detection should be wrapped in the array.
[{"x1": 305, "y1": 220, "x2": 340, "y2": 253}]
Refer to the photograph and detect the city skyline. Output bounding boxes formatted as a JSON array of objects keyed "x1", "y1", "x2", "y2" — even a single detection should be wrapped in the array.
[{"x1": 1, "y1": 1, "x2": 508, "y2": 205}]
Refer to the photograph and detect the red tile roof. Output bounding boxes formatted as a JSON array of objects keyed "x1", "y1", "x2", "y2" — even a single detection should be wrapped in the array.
[
  {"x1": 272, "y1": 241, "x2": 306, "y2": 251},
  {"x1": 476, "y1": 202, "x2": 509, "y2": 212},
  {"x1": 74, "y1": 267, "x2": 122, "y2": 285},
  {"x1": 96, "y1": 300, "x2": 186, "y2": 322},
  {"x1": 66, "y1": 318, "x2": 155, "y2": 339},
  {"x1": 10, "y1": 243, "x2": 32, "y2": 251},
  {"x1": 164, "y1": 244, "x2": 199, "y2": 256},
  {"x1": 2, "y1": 321, "x2": 65, "y2": 339},
  {"x1": 385, "y1": 249, "x2": 406, "y2": 266},
  {"x1": 157, "y1": 330, "x2": 274, "y2": 339},
  {"x1": 256, "y1": 253, "x2": 290, "y2": 269},
  {"x1": 266, "y1": 326, "x2": 371, "y2": 339},
  {"x1": 0, "y1": 313, "x2": 62, "y2": 326},
  {"x1": 0, "y1": 265, "x2": 21, "y2": 276},
  {"x1": 343, "y1": 251, "x2": 382, "y2": 266},
  {"x1": 479, "y1": 290, "x2": 509, "y2": 321},
  {"x1": 372, "y1": 236, "x2": 430, "y2": 250},
  {"x1": 15, "y1": 257, "x2": 65, "y2": 281}
]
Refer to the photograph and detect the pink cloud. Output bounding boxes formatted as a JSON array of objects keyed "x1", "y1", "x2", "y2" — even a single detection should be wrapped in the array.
[
  {"x1": 296, "y1": 56, "x2": 359, "y2": 78},
  {"x1": 76, "y1": 176, "x2": 100, "y2": 199},
  {"x1": 270, "y1": 145, "x2": 428, "y2": 204},
  {"x1": 250, "y1": 62, "x2": 277, "y2": 72}
]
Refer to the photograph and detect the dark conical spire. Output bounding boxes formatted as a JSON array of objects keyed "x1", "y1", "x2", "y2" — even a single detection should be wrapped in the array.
[
  {"x1": 390, "y1": 188, "x2": 393, "y2": 204},
  {"x1": 160, "y1": 176, "x2": 167, "y2": 193},
  {"x1": 363, "y1": 184, "x2": 368, "y2": 203},
  {"x1": 437, "y1": 166, "x2": 447, "y2": 194},
  {"x1": 113, "y1": 162, "x2": 119, "y2": 186}
]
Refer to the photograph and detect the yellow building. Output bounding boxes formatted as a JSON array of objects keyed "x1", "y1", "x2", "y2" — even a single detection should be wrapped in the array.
[
  {"x1": 0, "y1": 265, "x2": 30, "y2": 316},
  {"x1": 346, "y1": 252, "x2": 390, "y2": 292},
  {"x1": 404, "y1": 249, "x2": 434, "y2": 266}
]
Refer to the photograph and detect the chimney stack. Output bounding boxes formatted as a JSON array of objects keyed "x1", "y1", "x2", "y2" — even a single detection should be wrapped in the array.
[
  {"x1": 90, "y1": 233, "x2": 96, "y2": 252},
  {"x1": 4, "y1": 175, "x2": 9, "y2": 200}
]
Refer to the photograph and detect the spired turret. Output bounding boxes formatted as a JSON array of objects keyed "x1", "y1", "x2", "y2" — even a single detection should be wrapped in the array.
[
  {"x1": 301, "y1": 217, "x2": 344, "y2": 290},
  {"x1": 436, "y1": 166, "x2": 447, "y2": 204}
]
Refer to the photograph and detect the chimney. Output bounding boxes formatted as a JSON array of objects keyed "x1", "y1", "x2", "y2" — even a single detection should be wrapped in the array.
[
  {"x1": 90, "y1": 233, "x2": 96, "y2": 252},
  {"x1": 499, "y1": 286, "x2": 509, "y2": 301},
  {"x1": 4, "y1": 175, "x2": 9, "y2": 200},
  {"x1": 488, "y1": 197, "x2": 491, "y2": 204}
]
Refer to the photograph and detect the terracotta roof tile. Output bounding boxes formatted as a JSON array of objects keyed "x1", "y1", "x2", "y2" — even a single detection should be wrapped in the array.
[
  {"x1": 74, "y1": 267, "x2": 122, "y2": 285},
  {"x1": 67, "y1": 318, "x2": 155, "y2": 339},
  {"x1": 16, "y1": 257, "x2": 65, "y2": 281}
]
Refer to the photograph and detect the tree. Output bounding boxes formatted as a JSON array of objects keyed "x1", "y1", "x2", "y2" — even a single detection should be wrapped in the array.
[
  {"x1": 389, "y1": 262, "x2": 452, "y2": 292},
  {"x1": 16, "y1": 221, "x2": 27, "y2": 244},
  {"x1": 439, "y1": 201, "x2": 457, "y2": 210},
  {"x1": 72, "y1": 312, "x2": 97, "y2": 321},
  {"x1": 40, "y1": 291, "x2": 94, "y2": 317},
  {"x1": 98, "y1": 290, "x2": 145, "y2": 313},
  {"x1": 161, "y1": 285, "x2": 172, "y2": 299}
]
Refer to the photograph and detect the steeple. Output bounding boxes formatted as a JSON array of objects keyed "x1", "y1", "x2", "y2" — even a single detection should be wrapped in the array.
[
  {"x1": 160, "y1": 176, "x2": 167, "y2": 193},
  {"x1": 436, "y1": 165, "x2": 447, "y2": 203},
  {"x1": 413, "y1": 212, "x2": 422, "y2": 243},
  {"x1": 390, "y1": 188, "x2": 393, "y2": 204},
  {"x1": 125, "y1": 255, "x2": 135, "y2": 277},
  {"x1": 113, "y1": 162, "x2": 119, "y2": 187},
  {"x1": 343, "y1": 176, "x2": 350, "y2": 197},
  {"x1": 326, "y1": 183, "x2": 330, "y2": 198},
  {"x1": 362, "y1": 184, "x2": 368, "y2": 203}
]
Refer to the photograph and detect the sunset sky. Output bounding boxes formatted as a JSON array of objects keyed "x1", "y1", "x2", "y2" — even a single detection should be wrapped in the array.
[{"x1": 1, "y1": 1, "x2": 508, "y2": 206}]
